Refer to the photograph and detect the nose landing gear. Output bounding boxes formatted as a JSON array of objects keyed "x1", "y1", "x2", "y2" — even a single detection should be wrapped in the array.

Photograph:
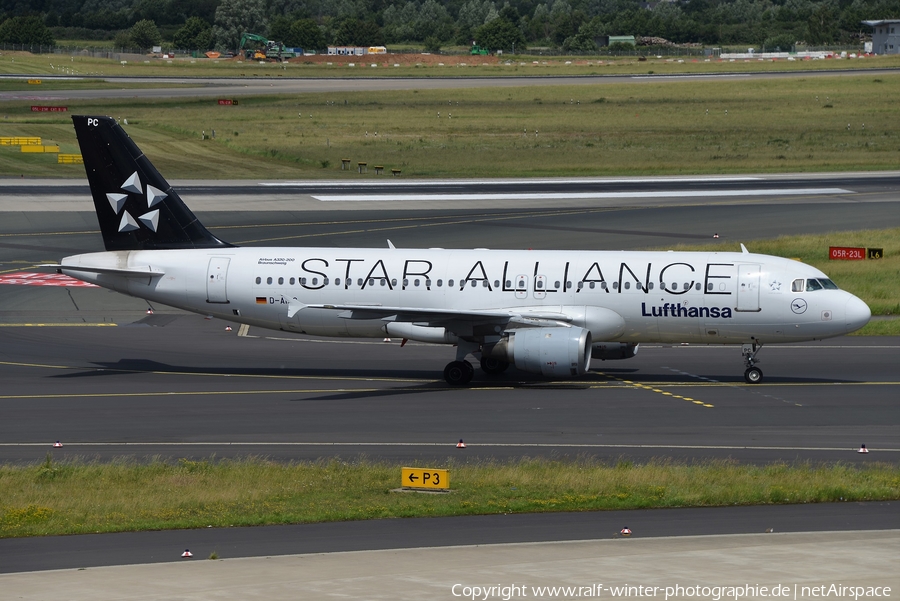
[{"x1": 742, "y1": 342, "x2": 763, "y2": 384}]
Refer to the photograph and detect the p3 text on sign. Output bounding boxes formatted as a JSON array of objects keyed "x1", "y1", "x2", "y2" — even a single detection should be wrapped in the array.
[{"x1": 402, "y1": 467, "x2": 449, "y2": 490}]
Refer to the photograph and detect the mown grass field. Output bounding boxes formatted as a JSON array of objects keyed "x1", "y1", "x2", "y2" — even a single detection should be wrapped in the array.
[
  {"x1": 1, "y1": 457, "x2": 897, "y2": 537},
  {"x1": 3, "y1": 49, "x2": 900, "y2": 78},
  {"x1": 1, "y1": 73, "x2": 898, "y2": 178}
]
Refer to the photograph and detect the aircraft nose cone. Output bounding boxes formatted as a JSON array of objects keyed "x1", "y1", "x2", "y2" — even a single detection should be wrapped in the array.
[{"x1": 845, "y1": 295, "x2": 871, "y2": 333}]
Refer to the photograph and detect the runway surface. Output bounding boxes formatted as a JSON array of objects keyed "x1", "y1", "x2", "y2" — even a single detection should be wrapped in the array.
[
  {"x1": 1, "y1": 175, "x2": 898, "y2": 578},
  {"x1": 2, "y1": 68, "x2": 899, "y2": 100},
  {"x1": 1, "y1": 175, "x2": 898, "y2": 466}
]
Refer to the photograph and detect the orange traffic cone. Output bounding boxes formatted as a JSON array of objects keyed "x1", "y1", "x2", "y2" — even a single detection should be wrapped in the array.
[
  {"x1": 146, "y1": 308, "x2": 154, "y2": 315},
  {"x1": 858, "y1": 444, "x2": 869, "y2": 454},
  {"x1": 53, "y1": 440, "x2": 63, "y2": 448},
  {"x1": 620, "y1": 527, "x2": 632, "y2": 536},
  {"x1": 225, "y1": 326, "x2": 233, "y2": 331},
  {"x1": 456, "y1": 439, "x2": 466, "y2": 448},
  {"x1": 181, "y1": 549, "x2": 193, "y2": 558}
]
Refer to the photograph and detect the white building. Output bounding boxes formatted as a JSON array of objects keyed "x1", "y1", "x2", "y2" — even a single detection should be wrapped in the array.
[{"x1": 862, "y1": 20, "x2": 900, "y2": 54}]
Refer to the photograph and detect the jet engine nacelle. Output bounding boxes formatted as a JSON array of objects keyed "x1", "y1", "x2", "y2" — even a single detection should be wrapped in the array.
[
  {"x1": 591, "y1": 342, "x2": 639, "y2": 360},
  {"x1": 502, "y1": 326, "x2": 593, "y2": 377}
]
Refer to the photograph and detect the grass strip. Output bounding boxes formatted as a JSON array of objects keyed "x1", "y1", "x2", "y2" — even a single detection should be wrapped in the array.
[
  {"x1": 1, "y1": 73, "x2": 899, "y2": 178},
  {"x1": 4, "y1": 50, "x2": 900, "y2": 79},
  {"x1": 1, "y1": 456, "x2": 897, "y2": 538}
]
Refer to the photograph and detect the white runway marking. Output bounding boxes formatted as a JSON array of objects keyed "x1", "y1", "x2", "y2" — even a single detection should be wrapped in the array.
[
  {"x1": 312, "y1": 188, "x2": 853, "y2": 202},
  {"x1": 260, "y1": 176, "x2": 760, "y2": 187},
  {"x1": 5, "y1": 442, "x2": 897, "y2": 452}
]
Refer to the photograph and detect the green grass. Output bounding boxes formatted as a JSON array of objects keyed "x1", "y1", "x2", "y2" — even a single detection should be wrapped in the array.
[
  {"x1": 1, "y1": 73, "x2": 899, "y2": 178},
  {"x1": 1, "y1": 456, "x2": 896, "y2": 537},
  {"x1": 666, "y1": 228, "x2": 900, "y2": 316}
]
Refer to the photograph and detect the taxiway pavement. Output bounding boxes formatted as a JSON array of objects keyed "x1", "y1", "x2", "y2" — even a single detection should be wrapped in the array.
[{"x1": 1, "y1": 175, "x2": 898, "y2": 582}]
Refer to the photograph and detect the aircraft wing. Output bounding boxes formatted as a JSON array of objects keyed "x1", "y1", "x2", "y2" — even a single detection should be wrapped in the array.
[{"x1": 302, "y1": 303, "x2": 574, "y2": 326}]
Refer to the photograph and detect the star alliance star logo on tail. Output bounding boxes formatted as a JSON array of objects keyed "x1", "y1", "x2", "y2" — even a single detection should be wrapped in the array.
[{"x1": 105, "y1": 171, "x2": 166, "y2": 233}]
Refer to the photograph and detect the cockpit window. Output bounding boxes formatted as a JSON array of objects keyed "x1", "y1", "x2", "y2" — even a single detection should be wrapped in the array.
[
  {"x1": 791, "y1": 279, "x2": 804, "y2": 293},
  {"x1": 819, "y1": 279, "x2": 839, "y2": 290},
  {"x1": 805, "y1": 279, "x2": 823, "y2": 291}
]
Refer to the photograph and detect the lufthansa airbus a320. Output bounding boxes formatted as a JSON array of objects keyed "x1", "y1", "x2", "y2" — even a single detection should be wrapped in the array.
[{"x1": 47, "y1": 116, "x2": 871, "y2": 385}]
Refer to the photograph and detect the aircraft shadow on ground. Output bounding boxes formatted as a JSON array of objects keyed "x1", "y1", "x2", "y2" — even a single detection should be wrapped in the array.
[{"x1": 46, "y1": 360, "x2": 857, "y2": 397}]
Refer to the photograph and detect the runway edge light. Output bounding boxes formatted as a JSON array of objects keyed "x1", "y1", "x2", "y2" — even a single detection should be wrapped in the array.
[
  {"x1": 181, "y1": 549, "x2": 193, "y2": 558},
  {"x1": 858, "y1": 444, "x2": 869, "y2": 454}
]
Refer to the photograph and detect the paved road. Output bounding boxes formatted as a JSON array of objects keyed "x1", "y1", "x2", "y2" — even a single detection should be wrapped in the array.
[{"x1": 0, "y1": 503, "x2": 896, "y2": 573}]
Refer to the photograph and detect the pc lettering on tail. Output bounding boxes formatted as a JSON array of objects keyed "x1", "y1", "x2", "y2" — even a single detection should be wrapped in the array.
[{"x1": 45, "y1": 116, "x2": 871, "y2": 386}]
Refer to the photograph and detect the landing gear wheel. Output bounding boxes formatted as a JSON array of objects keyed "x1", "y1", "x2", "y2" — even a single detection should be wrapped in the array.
[
  {"x1": 444, "y1": 360, "x2": 474, "y2": 386},
  {"x1": 744, "y1": 366, "x2": 763, "y2": 384},
  {"x1": 480, "y1": 357, "x2": 510, "y2": 375}
]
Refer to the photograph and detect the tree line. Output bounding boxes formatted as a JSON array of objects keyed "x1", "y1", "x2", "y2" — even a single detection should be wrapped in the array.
[{"x1": 2, "y1": 0, "x2": 898, "y2": 52}]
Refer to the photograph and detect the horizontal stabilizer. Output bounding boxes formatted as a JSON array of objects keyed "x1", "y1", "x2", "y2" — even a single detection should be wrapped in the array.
[{"x1": 39, "y1": 263, "x2": 165, "y2": 277}]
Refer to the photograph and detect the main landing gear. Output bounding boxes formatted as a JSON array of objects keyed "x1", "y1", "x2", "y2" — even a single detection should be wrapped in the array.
[
  {"x1": 742, "y1": 342, "x2": 763, "y2": 384},
  {"x1": 444, "y1": 360, "x2": 475, "y2": 386},
  {"x1": 480, "y1": 356, "x2": 510, "y2": 375},
  {"x1": 443, "y1": 356, "x2": 510, "y2": 386},
  {"x1": 444, "y1": 340, "x2": 509, "y2": 386}
]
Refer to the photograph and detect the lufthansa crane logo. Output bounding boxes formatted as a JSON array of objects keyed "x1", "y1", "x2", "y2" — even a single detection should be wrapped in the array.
[{"x1": 790, "y1": 298, "x2": 808, "y2": 314}]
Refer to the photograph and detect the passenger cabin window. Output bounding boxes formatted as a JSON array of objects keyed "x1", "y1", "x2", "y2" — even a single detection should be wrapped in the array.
[
  {"x1": 278, "y1": 277, "x2": 284, "y2": 285},
  {"x1": 255, "y1": 277, "x2": 261, "y2": 284},
  {"x1": 806, "y1": 279, "x2": 823, "y2": 292},
  {"x1": 289, "y1": 277, "x2": 295, "y2": 285},
  {"x1": 792, "y1": 279, "x2": 804, "y2": 292},
  {"x1": 266, "y1": 277, "x2": 273, "y2": 285}
]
